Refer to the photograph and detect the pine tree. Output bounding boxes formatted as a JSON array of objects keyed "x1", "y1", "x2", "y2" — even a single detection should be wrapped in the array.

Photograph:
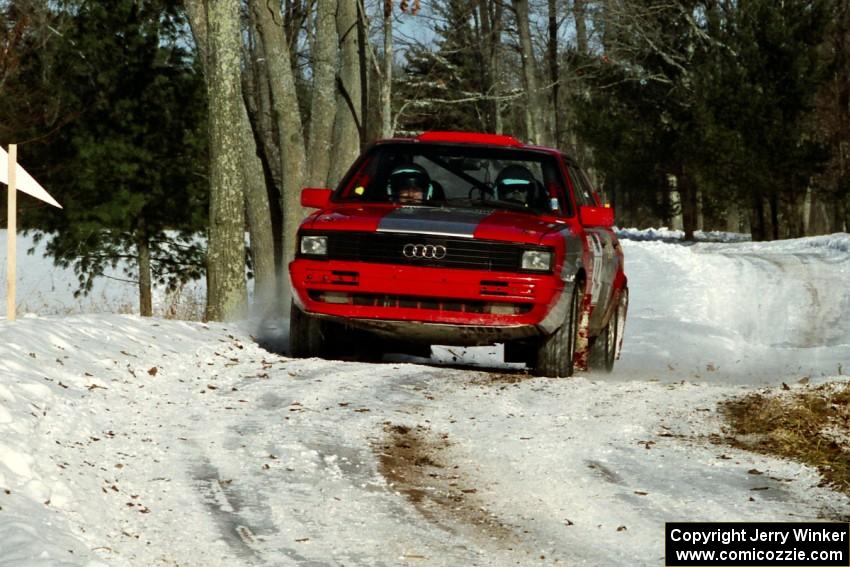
[
  {"x1": 574, "y1": 1, "x2": 712, "y2": 237},
  {"x1": 19, "y1": 0, "x2": 208, "y2": 315},
  {"x1": 701, "y1": 0, "x2": 831, "y2": 239},
  {"x1": 396, "y1": 0, "x2": 489, "y2": 134},
  {"x1": 573, "y1": 0, "x2": 831, "y2": 240}
]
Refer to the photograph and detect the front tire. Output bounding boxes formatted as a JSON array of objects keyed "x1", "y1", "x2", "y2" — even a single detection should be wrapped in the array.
[
  {"x1": 533, "y1": 283, "x2": 581, "y2": 377},
  {"x1": 289, "y1": 300, "x2": 324, "y2": 357}
]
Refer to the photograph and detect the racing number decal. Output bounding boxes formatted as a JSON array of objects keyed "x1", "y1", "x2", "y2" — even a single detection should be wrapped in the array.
[{"x1": 586, "y1": 233, "x2": 604, "y2": 306}]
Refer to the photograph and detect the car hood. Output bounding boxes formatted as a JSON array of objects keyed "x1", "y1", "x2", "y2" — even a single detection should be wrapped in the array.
[{"x1": 305, "y1": 204, "x2": 567, "y2": 246}]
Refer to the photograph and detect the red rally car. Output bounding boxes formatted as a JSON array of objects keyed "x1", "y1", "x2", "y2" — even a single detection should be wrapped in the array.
[{"x1": 288, "y1": 131, "x2": 628, "y2": 377}]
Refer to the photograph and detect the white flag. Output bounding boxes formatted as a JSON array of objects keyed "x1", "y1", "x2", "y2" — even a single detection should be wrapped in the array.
[{"x1": 1, "y1": 146, "x2": 62, "y2": 209}]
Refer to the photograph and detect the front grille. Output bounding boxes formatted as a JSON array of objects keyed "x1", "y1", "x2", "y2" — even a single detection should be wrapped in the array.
[{"x1": 306, "y1": 231, "x2": 550, "y2": 273}]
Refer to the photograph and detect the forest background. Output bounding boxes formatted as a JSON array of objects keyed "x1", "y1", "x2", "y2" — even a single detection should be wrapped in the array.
[{"x1": 1, "y1": 0, "x2": 848, "y2": 320}]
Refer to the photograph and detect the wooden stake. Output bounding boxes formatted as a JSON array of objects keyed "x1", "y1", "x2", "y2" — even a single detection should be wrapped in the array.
[{"x1": 6, "y1": 144, "x2": 16, "y2": 322}]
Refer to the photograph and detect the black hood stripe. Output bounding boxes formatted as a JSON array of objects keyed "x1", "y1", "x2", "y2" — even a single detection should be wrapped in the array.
[{"x1": 376, "y1": 207, "x2": 491, "y2": 238}]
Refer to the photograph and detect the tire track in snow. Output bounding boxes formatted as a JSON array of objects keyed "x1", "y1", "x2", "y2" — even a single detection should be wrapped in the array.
[
  {"x1": 186, "y1": 357, "x2": 496, "y2": 565},
  {"x1": 374, "y1": 422, "x2": 518, "y2": 546},
  {"x1": 189, "y1": 450, "x2": 321, "y2": 566},
  {"x1": 190, "y1": 457, "x2": 264, "y2": 562}
]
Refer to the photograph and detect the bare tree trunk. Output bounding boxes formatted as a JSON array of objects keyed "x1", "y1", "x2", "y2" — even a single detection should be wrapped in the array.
[
  {"x1": 307, "y1": 0, "x2": 338, "y2": 186},
  {"x1": 783, "y1": 188, "x2": 806, "y2": 239},
  {"x1": 696, "y1": 187, "x2": 704, "y2": 231},
  {"x1": 137, "y1": 232, "x2": 153, "y2": 317},
  {"x1": 751, "y1": 193, "x2": 766, "y2": 242},
  {"x1": 329, "y1": 0, "x2": 362, "y2": 185},
  {"x1": 380, "y1": 0, "x2": 393, "y2": 138},
  {"x1": 807, "y1": 191, "x2": 828, "y2": 235},
  {"x1": 283, "y1": 0, "x2": 309, "y2": 83},
  {"x1": 202, "y1": 0, "x2": 248, "y2": 321},
  {"x1": 245, "y1": 9, "x2": 282, "y2": 191},
  {"x1": 565, "y1": 0, "x2": 590, "y2": 160},
  {"x1": 493, "y1": 1, "x2": 504, "y2": 133},
  {"x1": 769, "y1": 193, "x2": 779, "y2": 241},
  {"x1": 512, "y1": 0, "x2": 542, "y2": 144},
  {"x1": 726, "y1": 203, "x2": 740, "y2": 233},
  {"x1": 185, "y1": 1, "x2": 209, "y2": 67},
  {"x1": 679, "y1": 169, "x2": 697, "y2": 241},
  {"x1": 547, "y1": 0, "x2": 560, "y2": 147},
  {"x1": 250, "y1": 0, "x2": 307, "y2": 268},
  {"x1": 477, "y1": 0, "x2": 494, "y2": 131},
  {"x1": 668, "y1": 186, "x2": 682, "y2": 230},
  {"x1": 239, "y1": 101, "x2": 277, "y2": 310},
  {"x1": 574, "y1": 0, "x2": 588, "y2": 55},
  {"x1": 357, "y1": 1, "x2": 369, "y2": 146},
  {"x1": 478, "y1": 0, "x2": 503, "y2": 133},
  {"x1": 243, "y1": 18, "x2": 284, "y2": 273},
  {"x1": 188, "y1": 0, "x2": 276, "y2": 312},
  {"x1": 513, "y1": 0, "x2": 544, "y2": 144}
]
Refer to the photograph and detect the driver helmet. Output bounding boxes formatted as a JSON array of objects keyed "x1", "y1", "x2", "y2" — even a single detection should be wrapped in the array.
[
  {"x1": 495, "y1": 165, "x2": 536, "y2": 205},
  {"x1": 389, "y1": 163, "x2": 430, "y2": 203}
]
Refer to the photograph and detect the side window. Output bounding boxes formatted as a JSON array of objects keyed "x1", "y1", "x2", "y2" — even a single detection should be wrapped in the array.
[
  {"x1": 336, "y1": 150, "x2": 381, "y2": 200},
  {"x1": 578, "y1": 168, "x2": 601, "y2": 206},
  {"x1": 565, "y1": 160, "x2": 594, "y2": 207},
  {"x1": 540, "y1": 159, "x2": 571, "y2": 216}
]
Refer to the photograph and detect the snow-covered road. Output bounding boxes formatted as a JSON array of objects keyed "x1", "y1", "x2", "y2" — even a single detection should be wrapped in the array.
[{"x1": 1, "y1": 232, "x2": 848, "y2": 566}]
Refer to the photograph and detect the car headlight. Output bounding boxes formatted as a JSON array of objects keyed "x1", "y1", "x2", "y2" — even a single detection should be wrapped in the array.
[
  {"x1": 521, "y1": 249, "x2": 552, "y2": 271},
  {"x1": 300, "y1": 235, "x2": 328, "y2": 256}
]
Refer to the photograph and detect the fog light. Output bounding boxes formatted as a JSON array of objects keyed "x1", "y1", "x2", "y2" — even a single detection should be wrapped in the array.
[
  {"x1": 320, "y1": 292, "x2": 349, "y2": 304},
  {"x1": 487, "y1": 303, "x2": 519, "y2": 315}
]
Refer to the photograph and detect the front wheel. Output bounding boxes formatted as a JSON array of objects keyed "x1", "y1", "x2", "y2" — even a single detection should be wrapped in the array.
[
  {"x1": 289, "y1": 300, "x2": 324, "y2": 358},
  {"x1": 532, "y1": 283, "x2": 581, "y2": 377}
]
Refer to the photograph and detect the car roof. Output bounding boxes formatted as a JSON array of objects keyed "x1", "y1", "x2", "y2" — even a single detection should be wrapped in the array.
[{"x1": 374, "y1": 131, "x2": 566, "y2": 158}]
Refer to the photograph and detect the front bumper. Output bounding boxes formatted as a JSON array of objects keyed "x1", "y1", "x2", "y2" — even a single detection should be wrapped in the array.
[{"x1": 290, "y1": 258, "x2": 565, "y2": 344}]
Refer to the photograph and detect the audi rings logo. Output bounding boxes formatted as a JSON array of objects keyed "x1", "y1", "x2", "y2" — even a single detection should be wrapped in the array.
[{"x1": 403, "y1": 243, "x2": 447, "y2": 260}]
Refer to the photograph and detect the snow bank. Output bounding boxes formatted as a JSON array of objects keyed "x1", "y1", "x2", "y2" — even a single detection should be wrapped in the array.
[
  {"x1": 615, "y1": 234, "x2": 850, "y2": 384},
  {"x1": 0, "y1": 315, "x2": 271, "y2": 565},
  {"x1": 617, "y1": 227, "x2": 752, "y2": 243}
]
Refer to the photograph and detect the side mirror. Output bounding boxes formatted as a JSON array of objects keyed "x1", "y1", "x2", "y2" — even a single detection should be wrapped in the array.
[
  {"x1": 301, "y1": 188, "x2": 332, "y2": 209},
  {"x1": 579, "y1": 205, "x2": 614, "y2": 228}
]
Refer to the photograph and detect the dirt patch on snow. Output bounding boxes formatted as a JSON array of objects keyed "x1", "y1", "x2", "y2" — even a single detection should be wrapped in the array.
[
  {"x1": 466, "y1": 371, "x2": 533, "y2": 386},
  {"x1": 375, "y1": 423, "x2": 516, "y2": 544},
  {"x1": 721, "y1": 380, "x2": 850, "y2": 499}
]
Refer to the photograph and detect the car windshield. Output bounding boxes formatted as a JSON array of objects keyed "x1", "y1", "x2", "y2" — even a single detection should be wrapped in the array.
[{"x1": 334, "y1": 143, "x2": 569, "y2": 215}]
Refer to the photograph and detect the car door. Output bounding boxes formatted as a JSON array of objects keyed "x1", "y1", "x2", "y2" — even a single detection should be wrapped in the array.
[{"x1": 564, "y1": 159, "x2": 618, "y2": 331}]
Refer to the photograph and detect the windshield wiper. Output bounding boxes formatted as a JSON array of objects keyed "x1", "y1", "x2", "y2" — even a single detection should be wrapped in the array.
[
  {"x1": 486, "y1": 200, "x2": 539, "y2": 214},
  {"x1": 442, "y1": 198, "x2": 538, "y2": 214}
]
